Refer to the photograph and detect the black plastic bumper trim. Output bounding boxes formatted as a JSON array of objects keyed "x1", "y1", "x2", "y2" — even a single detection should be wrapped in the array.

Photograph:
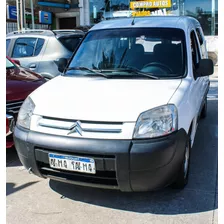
[{"x1": 14, "y1": 125, "x2": 187, "y2": 192}]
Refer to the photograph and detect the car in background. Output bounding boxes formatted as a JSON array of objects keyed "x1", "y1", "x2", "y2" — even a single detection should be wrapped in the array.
[
  {"x1": 6, "y1": 56, "x2": 46, "y2": 148},
  {"x1": 6, "y1": 29, "x2": 85, "y2": 80}
]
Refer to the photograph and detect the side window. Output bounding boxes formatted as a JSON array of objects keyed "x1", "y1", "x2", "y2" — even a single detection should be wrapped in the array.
[
  {"x1": 196, "y1": 28, "x2": 207, "y2": 59},
  {"x1": 6, "y1": 39, "x2": 11, "y2": 52},
  {"x1": 190, "y1": 31, "x2": 201, "y2": 74},
  {"x1": 196, "y1": 28, "x2": 203, "y2": 45},
  {"x1": 12, "y1": 38, "x2": 37, "y2": 58},
  {"x1": 34, "y1": 38, "x2": 45, "y2": 56}
]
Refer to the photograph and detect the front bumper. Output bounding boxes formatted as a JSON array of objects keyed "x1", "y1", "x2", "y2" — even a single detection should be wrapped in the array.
[{"x1": 14, "y1": 126, "x2": 187, "y2": 192}]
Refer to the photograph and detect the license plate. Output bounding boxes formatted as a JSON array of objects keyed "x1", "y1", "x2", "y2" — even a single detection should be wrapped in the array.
[{"x1": 48, "y1": 153, "x2": 96, "y2": 174}]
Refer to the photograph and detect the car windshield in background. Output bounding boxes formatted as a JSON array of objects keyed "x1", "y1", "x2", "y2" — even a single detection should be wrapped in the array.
[
  {"x1": 65, "y1": 28, "x2": 187, "y2": 79},
  {"x1": 58, "y1": 36, "x2": 83, "y2": 52},
  {"x1": 6, "y1": 58, "x2": 15, "y2": 69}
]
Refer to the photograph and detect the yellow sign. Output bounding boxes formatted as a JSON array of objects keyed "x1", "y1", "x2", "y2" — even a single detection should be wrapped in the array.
[
  {"x1": 132, "y1": 11, "x2": 151, "y2": 17},
  {"x1": 130, "y1": 0, "x2": 171, "y2": 9}
]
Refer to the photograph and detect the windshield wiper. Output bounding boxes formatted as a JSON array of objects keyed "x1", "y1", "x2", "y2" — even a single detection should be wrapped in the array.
[
  {"x1": 66, "y1": 66, "x2": 159, "y2": 79},
  {"x1": 100, "y1": 67, "x2": 159, "y2": 80},
  {"x1": 65, "y1": 66, "x2": 108, "y2": 78}
]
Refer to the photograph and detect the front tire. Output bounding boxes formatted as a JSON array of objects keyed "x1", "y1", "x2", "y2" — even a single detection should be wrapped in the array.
[{"x1": 172, "y1": 137, "x2": 191, "y2": 189}]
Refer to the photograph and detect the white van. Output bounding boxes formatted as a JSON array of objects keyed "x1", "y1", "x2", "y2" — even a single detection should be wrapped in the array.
[{"x1": 14, "y1": 16, "x2": 214, "y2": 192}]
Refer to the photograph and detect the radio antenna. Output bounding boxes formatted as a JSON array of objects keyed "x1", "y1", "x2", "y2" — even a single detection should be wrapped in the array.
[
  {"x1": 131, "y1": 11, "x2": 136, "y2": 25},
  {"x1": 131, "y1": 4, "x2": 138, "y2": 25},
  {"x1": 131, "y1": 16, "x2": 135, "y2": 25}
]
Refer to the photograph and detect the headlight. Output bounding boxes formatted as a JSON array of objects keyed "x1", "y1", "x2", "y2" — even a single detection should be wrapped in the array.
[
  {"x1": 17, "y1": 97, "x2": 35, "y2": 129},
  {"x1": 133, "y1": 105, "x2": 178, "y2": 139}
]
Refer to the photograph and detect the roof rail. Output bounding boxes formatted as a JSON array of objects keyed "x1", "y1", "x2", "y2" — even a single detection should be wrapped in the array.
[{"x1": 7, "y1": 29, "x2": 56, "y2": 36}]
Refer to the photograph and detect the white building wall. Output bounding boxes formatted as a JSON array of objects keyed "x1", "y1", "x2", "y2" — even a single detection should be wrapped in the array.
[{"x1": 205, "y1": 36, "x2": 218, "y2": 65}]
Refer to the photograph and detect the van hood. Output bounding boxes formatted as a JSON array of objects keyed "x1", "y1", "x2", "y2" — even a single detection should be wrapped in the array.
[{"x1": 31, "y1": 76, "x2": 181, "y2": 122}]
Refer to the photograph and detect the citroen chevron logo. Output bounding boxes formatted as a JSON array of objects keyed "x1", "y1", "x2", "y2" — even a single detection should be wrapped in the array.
[{"x1": 67, "y1": 121, "x2": 82, "y2": 136}]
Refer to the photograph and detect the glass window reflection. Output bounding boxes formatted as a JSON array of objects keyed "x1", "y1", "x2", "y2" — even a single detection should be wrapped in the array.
[
  {"x1": 182, "y1": 0, "x2": 218, "y2": 35},
  {"x1": 89, "y1": 0, "x2": 218, "y2": 35}
]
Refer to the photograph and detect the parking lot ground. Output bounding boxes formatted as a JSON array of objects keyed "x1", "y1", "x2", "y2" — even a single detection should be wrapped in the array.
[{"x1": 6, "y1": 74, "x2": 218, "y2": 224}]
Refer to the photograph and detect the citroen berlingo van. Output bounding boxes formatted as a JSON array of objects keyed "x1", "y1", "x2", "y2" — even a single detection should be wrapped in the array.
[{"x1": 14, "y1": 16, "x2": 213, "y2": 192}]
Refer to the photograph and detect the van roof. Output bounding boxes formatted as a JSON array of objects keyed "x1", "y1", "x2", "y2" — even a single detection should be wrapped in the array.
[{"x1": 90, "y1": 16, "x2": 201, "y2": 32}]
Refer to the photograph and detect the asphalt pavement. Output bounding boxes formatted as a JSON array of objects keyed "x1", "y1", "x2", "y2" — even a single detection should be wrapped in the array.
[{"x1": 6, "y1": 68, "x2": 218, "y2": 224}]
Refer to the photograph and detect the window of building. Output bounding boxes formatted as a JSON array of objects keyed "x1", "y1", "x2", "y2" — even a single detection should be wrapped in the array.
[
  {"x1": 182, "y1": 0, "x2": 218, "y2": 35},
  {"x1": 88, "y1": 0, "x2": 218, "y2": 36},
  {"x1": 89, "y1": 0, "x2": 132, "y2": 24}
]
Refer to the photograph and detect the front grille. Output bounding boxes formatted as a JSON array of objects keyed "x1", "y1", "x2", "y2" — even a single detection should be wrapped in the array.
[
  {"x1": 6, "y1": 100, "x2": 24, "y2": 115},
  {"x1": 38, "y1": 117, "x2": 123, "y2": 134},
  {"x1": 35, "y1": 148, "x2": 118, "y2": 187}
]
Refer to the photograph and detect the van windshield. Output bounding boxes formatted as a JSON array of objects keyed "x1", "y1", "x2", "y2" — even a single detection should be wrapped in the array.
[{"x1": 65, "y1": 28, "x2": 187, "y2": 79}]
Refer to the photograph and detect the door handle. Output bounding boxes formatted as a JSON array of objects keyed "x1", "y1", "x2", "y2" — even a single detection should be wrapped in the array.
[{"x1": 29, "y1": 64, "x2": 36, "y2": 69}]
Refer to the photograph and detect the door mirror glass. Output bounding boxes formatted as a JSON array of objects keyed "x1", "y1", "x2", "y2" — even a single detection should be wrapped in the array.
[
  {"x1": 196, "y1": 59, "x2": 214, "y2": 77},
  {"x1": 58, "y1": 58, "x2": 68, "y2": 73}
]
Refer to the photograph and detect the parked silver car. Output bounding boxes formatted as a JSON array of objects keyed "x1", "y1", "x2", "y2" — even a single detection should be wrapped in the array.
[{"x1": 6, "y1": 29, "x2": 85, "y2": 80}]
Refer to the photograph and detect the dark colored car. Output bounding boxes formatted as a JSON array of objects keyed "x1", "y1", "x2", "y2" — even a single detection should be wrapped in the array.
[{"x1": 6, "y1": 56, "x2": 45, "y2": 148}]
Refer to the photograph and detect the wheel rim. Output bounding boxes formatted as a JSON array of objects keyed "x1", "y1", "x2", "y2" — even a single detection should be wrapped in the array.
[{"x1": 184, "y1": 143, "x2": 190, "y2": 178}]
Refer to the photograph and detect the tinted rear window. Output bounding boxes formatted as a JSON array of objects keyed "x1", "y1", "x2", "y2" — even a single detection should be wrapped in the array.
[{"x1": 58, "y1": 36, "x2": 83, "y2": 52}]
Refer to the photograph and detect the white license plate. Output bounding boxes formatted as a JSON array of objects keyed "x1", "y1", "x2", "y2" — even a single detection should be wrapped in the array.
[{"x1": 48, "y1": 153, "x2": 96, "y2": 174}]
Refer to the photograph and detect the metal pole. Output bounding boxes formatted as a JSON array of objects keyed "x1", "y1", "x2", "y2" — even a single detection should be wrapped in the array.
[
  {"x1": 183, "y1": 2, "x2": 185, "y2": 15},
  {"x1": 16, "y1": 0, "x2": 21, "y2": 31},
  {"x1": 211, "y1": 0, "x2": 215, "y2": 35},
  {"x1": 30, "y1": 0, "x2": 35, "y2": 29},
  {"x1": 23, "y1": 0, "x2": 27, "y2": 29},
  {"x1": 20, "y1": 0, "x2": 24, "y2": 30}
]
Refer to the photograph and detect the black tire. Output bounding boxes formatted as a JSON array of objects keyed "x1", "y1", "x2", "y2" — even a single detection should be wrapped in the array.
[
  {"x1": 172, "y1": 137, "x2": 191, "y2": 189},
  {"x1": 201, "y1": 97, "x2": 207, "y2": 119}
]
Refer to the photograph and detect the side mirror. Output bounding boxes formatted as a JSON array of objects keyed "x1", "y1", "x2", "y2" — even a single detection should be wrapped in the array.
[
  {"x1": 196, "y1": 59, "x2": 214, "y2": 77},
  {"x1": 12, "y1": 59, "x2": 21, "y2": 66},
  {"x1": 58, "y1": 58, "x2": 68, "y2": 73}
]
